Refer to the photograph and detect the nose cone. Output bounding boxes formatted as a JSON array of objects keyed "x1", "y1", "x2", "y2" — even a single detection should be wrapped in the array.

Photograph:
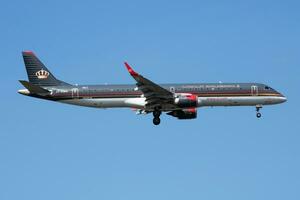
[
  {"x1": 282, "y1": 96, "x2": 287, "y2": 103},
  {"x1": 279, "y1": 94, "x2": 287, "y2": 103}
]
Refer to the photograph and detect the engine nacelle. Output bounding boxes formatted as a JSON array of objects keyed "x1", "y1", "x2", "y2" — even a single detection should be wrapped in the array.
[
  {"x1": 167, "y1": 108, "x2": 197, "y2": 120},
  {"x1": 174, "y1": 94, "x2": 198, "y2": 108}
]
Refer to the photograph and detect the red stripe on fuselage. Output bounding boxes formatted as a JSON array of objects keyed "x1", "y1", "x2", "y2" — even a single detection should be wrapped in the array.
[{"x1": 50, "y1": 91, "x2": 281, "y2": 100}]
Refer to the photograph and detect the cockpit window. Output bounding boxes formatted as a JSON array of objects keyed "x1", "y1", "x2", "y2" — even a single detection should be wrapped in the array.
[{"x1": 264, "y1": 86, "x2": 274, "y2": 90}]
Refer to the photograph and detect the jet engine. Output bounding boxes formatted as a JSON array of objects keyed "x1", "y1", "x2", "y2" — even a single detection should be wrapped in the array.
[
  {"x1": 174, "y1": 94, "x2": 198, "y2": 108},
  {"x1": 167, "y1": 108, "x2": 197, "y2": 119}
]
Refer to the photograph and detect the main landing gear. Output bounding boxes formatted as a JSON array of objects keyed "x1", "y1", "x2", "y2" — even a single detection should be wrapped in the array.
[
  {"x1": 256, "y1": 105, "x2": 262, "y2": 118},
  {"x1": 153, "y1": 109, "x2": 162, "y2": 125}
]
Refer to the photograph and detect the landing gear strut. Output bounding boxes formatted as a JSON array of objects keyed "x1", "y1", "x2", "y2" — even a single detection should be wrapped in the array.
[
  {"x1": 153, "y1": 108, "x2": 162, "y2": 125},
  {"x1": 256, "y1": 105, "x2": 262, "y2": 118}
]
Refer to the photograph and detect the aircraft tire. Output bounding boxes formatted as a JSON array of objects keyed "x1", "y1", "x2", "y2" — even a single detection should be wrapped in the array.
[
  {"x1": 256, "y1": 112, "x2": 262, "y2": 118},
  {"x1": 153, "y1": 117, "x2": 161, "y2": 125}
]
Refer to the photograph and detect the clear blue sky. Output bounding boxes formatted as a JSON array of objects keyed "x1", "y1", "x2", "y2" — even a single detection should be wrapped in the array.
[{"x1": 0, "y1": 0, "x2": 299, "y2": 199}]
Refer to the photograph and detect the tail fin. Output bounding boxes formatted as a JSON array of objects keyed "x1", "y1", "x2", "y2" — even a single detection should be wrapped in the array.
[{"x1": 22, "y1": 51, "x2": 71, "y2": 86}]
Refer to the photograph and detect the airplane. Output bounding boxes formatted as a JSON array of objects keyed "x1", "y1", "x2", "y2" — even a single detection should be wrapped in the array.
[{"x1": 18, "y1": 51, "x2": 287, "y2": 125}]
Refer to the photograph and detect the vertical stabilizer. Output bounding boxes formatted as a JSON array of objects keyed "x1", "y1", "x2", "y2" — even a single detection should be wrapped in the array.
[{"x1": 22, "y1": 51, "x2": 70, "y2": 86}]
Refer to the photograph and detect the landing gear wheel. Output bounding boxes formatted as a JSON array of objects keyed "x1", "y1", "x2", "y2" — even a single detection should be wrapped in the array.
[
  {"x1": 153, "y1": 117, "x2": 161, "y2": 125},
  {"x1": 255, "y1": 105, "x2": 262, "y2": 119},
  {"x1": 256, "y1": 112, "x2": 261, "y2": 118}
]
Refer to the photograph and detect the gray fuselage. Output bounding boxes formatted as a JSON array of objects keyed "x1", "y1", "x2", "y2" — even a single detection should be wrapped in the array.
[{"x1": 20, "y1": 82, "x2": 286, "y2": 111}]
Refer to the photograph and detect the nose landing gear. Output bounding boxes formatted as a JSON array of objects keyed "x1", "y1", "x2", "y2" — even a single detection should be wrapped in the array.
[
  {"x1": 256, "y1": 112, "x2": 262, "y2": 118},
  {"x1": 256, "y1": 105, "x2": 262, "y2": 118}
]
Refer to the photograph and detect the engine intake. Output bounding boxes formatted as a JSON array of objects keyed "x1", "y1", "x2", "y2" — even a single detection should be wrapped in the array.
[
  {"x1": 167, "y1": 108, "x2": 197, "y2": 119},
  {"x1": 174, "y1": 94, "x2": 198, "y2": 108}
]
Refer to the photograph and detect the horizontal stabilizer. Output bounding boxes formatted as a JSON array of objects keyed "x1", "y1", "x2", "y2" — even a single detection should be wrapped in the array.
[{"x1": 19, "y1": 80, "x2": 50, "y2": 94}]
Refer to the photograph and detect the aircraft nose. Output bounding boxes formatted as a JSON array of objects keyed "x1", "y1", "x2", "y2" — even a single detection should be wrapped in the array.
[
  {"x1": 279, "y1": 94, "x2": 287, "y2": 103},
  {"x1": 282, "y1": 96, "x2": 287, "y2": 103}
]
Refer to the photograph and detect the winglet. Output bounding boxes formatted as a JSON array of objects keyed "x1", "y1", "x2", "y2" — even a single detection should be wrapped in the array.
[{"x1": 124, "y1": 62, "x2": 139, "y2": 76}]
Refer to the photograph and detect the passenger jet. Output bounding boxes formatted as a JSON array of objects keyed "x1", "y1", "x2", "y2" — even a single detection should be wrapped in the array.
[{"x1": 18, "y1": 51, "x2": 287, "y2": 125}]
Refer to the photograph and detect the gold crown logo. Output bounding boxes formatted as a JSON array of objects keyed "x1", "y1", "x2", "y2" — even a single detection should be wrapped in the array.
[{"x1": 35, "y1": 69, "x2": 49, "y2": 79}]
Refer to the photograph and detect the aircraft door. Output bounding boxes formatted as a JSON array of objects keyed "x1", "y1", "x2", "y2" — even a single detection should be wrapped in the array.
[
  {"x1": 71, "y1": 88, "x2": 79, "y2": 98},
  {"x1": 251, "y1": 85, "x2": 258, "y2": 96}
]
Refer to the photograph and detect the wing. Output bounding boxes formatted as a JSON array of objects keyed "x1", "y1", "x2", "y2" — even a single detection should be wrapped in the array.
[{"x1": 124, "y1": 62, "x2": 175, "y2": 110}]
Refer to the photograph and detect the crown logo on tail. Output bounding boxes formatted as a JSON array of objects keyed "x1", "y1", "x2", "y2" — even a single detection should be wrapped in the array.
[{"x1": 35, "y1": 69, "x2": 49, "y2": 79}]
